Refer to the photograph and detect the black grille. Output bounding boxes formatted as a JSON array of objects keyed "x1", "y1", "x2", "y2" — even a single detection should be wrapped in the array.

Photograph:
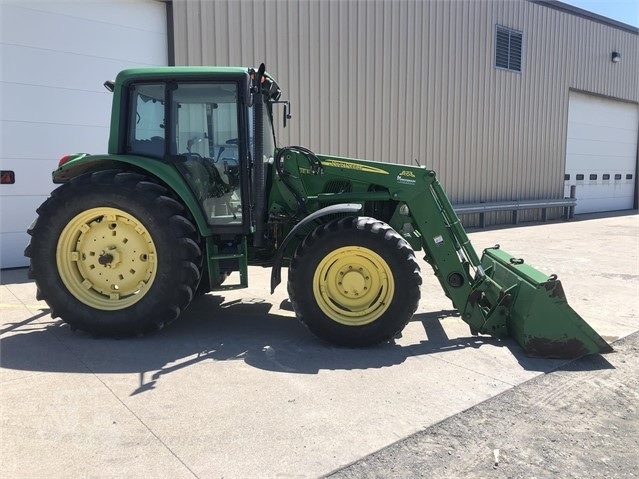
[
  {"x1": 322, "y1": 180, "x2": 352, "y2": 194},
  {"x1": 496, "y1": 26, "x2": 523, "y2": 72}
]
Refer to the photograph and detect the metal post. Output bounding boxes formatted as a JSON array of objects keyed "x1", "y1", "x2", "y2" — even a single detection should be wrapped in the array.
[{"x1": 569, "y1": 185, "x2": 576, "y2": 219}]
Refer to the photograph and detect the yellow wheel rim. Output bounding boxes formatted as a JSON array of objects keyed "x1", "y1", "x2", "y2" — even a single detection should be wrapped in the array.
[
  {"x1": 312, "y1": 246, "x2": 395, "y2": 326},
  {"x1": 56, "y1": 207, "x2": 157, "y2": 310}
]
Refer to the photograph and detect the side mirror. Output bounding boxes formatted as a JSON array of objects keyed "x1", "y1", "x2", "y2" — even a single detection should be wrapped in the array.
[
  {"x1": 283, "y1": 103, "x2": 292, "y2": 128},
  {"x1": 272, "y1": 100, "x2": 292, "y2": 128}
]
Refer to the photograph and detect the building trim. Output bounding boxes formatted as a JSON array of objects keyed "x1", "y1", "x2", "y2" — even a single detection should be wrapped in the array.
[
  {"x1": 165, "y1": 0, "x2": 175, "y2": 66},
  {"x1": 568, "y1": 87, "x2": 639, "y2": 107},
  {"x1": 531, "y1": 0, "x2": 639, "y2": 35}
]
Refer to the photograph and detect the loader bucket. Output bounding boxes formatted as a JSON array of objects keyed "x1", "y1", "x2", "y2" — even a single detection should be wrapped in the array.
[{"x1": 479, "y1": 247, "x2": 613, "y2": 359}]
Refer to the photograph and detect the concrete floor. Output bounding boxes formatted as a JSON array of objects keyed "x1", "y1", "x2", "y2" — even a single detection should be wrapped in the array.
[{"x1": 1, "y1": 211, "x2": 637, "y2": 478}]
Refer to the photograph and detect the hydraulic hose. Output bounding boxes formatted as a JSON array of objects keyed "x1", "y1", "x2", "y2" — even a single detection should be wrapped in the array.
[{"x1": 275, "y1": 145, "x2": 323, "y2": 218}]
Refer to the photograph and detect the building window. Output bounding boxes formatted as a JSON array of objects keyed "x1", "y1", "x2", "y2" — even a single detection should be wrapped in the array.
[{"x1": 495, "y1": 26, "x2": 523, "y2": 72}]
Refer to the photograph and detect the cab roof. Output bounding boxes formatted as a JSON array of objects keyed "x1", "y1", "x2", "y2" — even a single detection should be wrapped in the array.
[{"x1": 115, "y1": 66, "x2": 251, "y2": 85}]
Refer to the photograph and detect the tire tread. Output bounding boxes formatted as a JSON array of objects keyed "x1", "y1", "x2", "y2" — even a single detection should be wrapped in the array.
[
  {"x1": 25, "y1": 170, "x2": 201, "y2": 337},
  {"x1": 288, "y1": 216, "x2": 422, "y2": 347}
]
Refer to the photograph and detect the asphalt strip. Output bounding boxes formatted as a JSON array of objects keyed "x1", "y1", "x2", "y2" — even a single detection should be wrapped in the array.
[{"x1": 327, "y1": 331, "x2": 639, "y2": 479}]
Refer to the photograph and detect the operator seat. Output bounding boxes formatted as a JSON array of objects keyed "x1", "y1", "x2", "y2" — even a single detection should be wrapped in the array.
[{"x1": 130, "y1": 136, "x2": 165, "y2": 157}]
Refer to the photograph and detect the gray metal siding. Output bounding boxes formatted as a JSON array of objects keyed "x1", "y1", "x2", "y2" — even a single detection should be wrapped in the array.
[{"x1": 171, "y1": 0, "x2": 638, "y2": 220}]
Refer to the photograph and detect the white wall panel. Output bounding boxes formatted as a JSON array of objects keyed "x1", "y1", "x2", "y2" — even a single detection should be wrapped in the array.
[
  {"x1": 1, "y1": 232, "x2": 39, "y2": 269},
  {"x1": 1, "y1": 43, "x2": 151, "y2": 92},
  {"x1": 0, "y1": 0, "x2": 168, "y2": 268},
  {"x1": 0, "y1": 196, "x2": 46, "y2": 232},
  {"x1": 14, "y1": 1, "x2": 167, "y2": 31},
  {"x1": 1, "y1": 3, "x2": 166, "y2": 65},
  {"x1": 0, "y1": 122, "x2": 109, "y2": 163},
  {"x1": 0, "y1": 159, "x2": 70, "y2": 197},
  {"x1": 0, "y1": 197, "x2": 47, "y2": 269},
  {"x1": 2, "y1": 83, "x2": 111, "y2": 127}
]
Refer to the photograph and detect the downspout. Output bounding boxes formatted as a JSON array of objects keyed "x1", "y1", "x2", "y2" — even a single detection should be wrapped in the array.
[{"x1": 165, "y1": 1, "x2": 175, "y2": 66}]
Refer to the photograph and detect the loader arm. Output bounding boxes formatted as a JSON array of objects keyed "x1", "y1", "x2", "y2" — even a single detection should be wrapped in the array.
[
  {"x1": 405, "y1": 171, "x2": 518, "y2": 338},
  {"x1": 404, "y1": 172, "x2": 485, "y2": 323},
  {"x1": 403, "y1": 171, "x2": 612, "y2": 358}
]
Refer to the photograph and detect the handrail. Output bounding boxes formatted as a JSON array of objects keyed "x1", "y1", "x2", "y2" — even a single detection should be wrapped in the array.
[
  {"x1": 453, "y1": 198, "x2": 576, "y2": 227},
  {"x1": 454, "y1": 198, "x2": 575, "y2": 214}
]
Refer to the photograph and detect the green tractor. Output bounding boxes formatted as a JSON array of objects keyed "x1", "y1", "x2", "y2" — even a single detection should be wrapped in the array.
[{"x1": 26, "y1": 64, "x2": 611, "y2": 358}]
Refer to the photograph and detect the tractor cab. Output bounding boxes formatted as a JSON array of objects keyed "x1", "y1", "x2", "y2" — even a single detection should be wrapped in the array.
[{"x1": 112, "y1": 66, "x2": 279, "y2": 232}]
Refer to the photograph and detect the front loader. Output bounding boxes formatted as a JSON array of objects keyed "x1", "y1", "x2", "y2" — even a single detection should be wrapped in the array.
[{"x1": 25, "y1": 64, "x2": 612, "y2": 359}]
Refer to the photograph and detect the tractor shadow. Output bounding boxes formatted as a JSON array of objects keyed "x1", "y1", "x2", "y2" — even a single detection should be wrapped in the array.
[{"x1": 1, "y1": 294, "x2": 613, "y2": 395}]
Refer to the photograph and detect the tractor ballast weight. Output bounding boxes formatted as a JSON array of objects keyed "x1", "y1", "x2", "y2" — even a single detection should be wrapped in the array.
[{"x1": 25, "y1": 65, "x2": 612, "y2": 359}]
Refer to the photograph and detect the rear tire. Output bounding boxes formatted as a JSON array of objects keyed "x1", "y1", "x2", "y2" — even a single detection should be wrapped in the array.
[
  {"x1": 25, "y1": 171, "x2": 201, "y2": 336},
  {"x1": 288, "y1": 217, "x2": 421, "y2": 346}
]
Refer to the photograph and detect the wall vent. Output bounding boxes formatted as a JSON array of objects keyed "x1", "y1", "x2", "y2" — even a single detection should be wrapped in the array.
[{"x1": 495, "y1": 26, "x2": 523, "y2": 72}]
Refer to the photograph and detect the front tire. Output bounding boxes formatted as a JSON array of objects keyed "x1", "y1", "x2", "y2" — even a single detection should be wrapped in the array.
[
  {"x1": 25, "y1": 171, "x2": 201, "y2": 336},
  {"x1": 288, "y1": 217, "x2": 422, "y2": 346}
]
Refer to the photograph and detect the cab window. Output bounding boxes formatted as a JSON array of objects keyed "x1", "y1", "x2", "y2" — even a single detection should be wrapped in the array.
[{"x1": 127, "y1": 83, "x2": 166, "y2": 158}]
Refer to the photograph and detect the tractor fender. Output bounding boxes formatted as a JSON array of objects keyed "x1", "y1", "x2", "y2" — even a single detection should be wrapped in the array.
[
  {"x1": 270, "y1": 203, "x2": 362, "y2": 293},
  {"x1": 52, "y1": 154, "x2": 210, "y2": 234}
]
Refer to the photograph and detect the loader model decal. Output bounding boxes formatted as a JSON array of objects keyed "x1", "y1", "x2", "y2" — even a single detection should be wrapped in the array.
[{"x1": 397, "y1": 170, "x2": 417, "y2": 185}]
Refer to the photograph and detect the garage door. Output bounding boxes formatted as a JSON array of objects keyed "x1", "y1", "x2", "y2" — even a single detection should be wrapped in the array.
[
  {"x1": 0, "y1": 0, "x2": 167, "y2": 268},
  {"x1": 564, "y1": 91, "x2": 638, "y2": 215}
]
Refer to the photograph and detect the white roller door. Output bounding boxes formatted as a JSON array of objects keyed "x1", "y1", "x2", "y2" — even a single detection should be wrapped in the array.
[
  {"x1": 564, "y1": 91, "x2": 638, "y2": 215},
  {"x1": 0, "y1": 0, "x2": 167, "y2": 268}
]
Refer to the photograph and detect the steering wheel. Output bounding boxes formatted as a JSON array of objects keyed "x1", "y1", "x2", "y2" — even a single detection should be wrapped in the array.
[{"x1": 225, "y1": 138, "x2": 239, "y2": 145}]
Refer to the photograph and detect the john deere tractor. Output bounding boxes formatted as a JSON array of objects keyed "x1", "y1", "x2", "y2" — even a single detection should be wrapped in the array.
[{"x1": 25, "y1": 64, "x2": 611, "y2": 358}]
